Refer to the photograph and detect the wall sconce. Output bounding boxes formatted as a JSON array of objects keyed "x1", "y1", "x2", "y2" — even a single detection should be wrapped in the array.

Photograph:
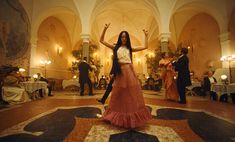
[
  {"x1": 148, "y1": 52, "x2": 154, "y2": 58},
  {"x1": 57, "y1": 47, "x2": 62, "y2": 55},
  {"x1": 185, "y1": 40, "x2": 193, "y2": 53},
  {"x1": 56, "y1": 44, "x2": 63, "y2": 55}
]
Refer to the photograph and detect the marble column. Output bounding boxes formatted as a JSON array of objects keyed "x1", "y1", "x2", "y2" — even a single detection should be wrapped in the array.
[
  {"x1": 219, "y1": 32, "x2": 234, "y2": 83},
  {"x1": 81, "y1": 34, "x2": 90, "y2": 61},
  {"x1": 219, "y1": 32, "x2": 231, "y2": 68},
  {"x1": 159, "y1": 33, "x2": 171, "y2": 53},
  {"x1": 29, "y1": 37, "x2": 38, "y2": 76}
]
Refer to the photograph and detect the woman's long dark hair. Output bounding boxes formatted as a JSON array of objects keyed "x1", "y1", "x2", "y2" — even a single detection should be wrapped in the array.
[{"x1": 112, "y1": 31, "x2": 133, "y2": 76}]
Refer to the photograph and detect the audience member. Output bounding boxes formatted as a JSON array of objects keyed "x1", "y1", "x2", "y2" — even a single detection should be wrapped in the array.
[
  {"x1": 146, "y1": 75, "x2": 155, "y2": 90},
  {"x1": 98, "y1": 75, "x2": 107, "y2": 89},
  {"x1": 78, "y1": 57, "x2": 93, "y2": 96},
  {"x1": 172, "y1": 47, "x2": 191, "y2": 104},
  {"x1": 37, "y1": 73, "x2": 53, "y2": 97},
  {"x1": 154, "y1": 74, "x2": 162, "y2": 91},
  {"x1": 202, "y1": 71, "x2": 217, "y2": 100}
]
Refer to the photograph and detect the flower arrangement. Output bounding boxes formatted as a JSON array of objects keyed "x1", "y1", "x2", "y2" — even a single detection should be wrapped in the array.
[
  {"x1": 89, "y1": 44, "x2": 103, "y2": 80},
  {"x1": 145, "y1": 48, "x2": 162, "y2": 75}
]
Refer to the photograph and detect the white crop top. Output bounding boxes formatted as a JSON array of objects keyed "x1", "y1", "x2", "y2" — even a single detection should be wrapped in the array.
[{"x1": 117, "y1": 46, "x2": 132, "y2": 63}]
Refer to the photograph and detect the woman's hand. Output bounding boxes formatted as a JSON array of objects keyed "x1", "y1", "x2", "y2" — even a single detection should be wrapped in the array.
[
  {"x1": 143, "y1": 29, "x2": 148, "y2": 50},
  {"x1": 100, "y1": 23, "x2": 114, "y2": 49},
  {"x1": 104, "y1": 23, "x2": 110, "y2": 30},
  {"x1": 143, "y1": 29, "x2": 148, "y2": 37}
]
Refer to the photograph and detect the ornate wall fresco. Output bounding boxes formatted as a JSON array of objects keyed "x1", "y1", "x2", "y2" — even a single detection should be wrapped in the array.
[{"x1": 0, "y1": 0, "x2": 30, "y2": 70}]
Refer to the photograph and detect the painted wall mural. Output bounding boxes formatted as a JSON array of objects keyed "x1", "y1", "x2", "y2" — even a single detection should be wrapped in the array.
[{"x1": 0, "y1": 0, "x2": 30, "y2": 60}]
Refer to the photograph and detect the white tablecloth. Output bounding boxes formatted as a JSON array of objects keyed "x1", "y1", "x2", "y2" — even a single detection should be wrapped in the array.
[
  {"x1": 211, "y1": 83, "x2": 235, "y2": 96},
  {"x1": 62, "y1": 79, "x2": 79, "y2": 89},
  {"x1": 2, "y1": 86, "x2": 30, "y2": 104},
  {"x1": 20, "y1": 81, "x2": 47, "y2": 93}
]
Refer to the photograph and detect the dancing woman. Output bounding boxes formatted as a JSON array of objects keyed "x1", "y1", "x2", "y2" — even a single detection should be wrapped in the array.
[
  {"x1": 100, "y1": 23, "x2": 152, "y2": 128},
  {"x1": 159, "y1": 52, "x2": 179, "y2": 101}
]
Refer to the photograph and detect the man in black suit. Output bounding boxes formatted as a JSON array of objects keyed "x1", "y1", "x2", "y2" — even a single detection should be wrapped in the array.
[
  {"x1": 172, "y1": 48, "x2": 191, "y2": 104},
  {"x1": 78, "y1": 57, "x2": 93, "y2": 96},
  {"x1": 146, "y1": 75, "x2": 155, "y2": 90}
]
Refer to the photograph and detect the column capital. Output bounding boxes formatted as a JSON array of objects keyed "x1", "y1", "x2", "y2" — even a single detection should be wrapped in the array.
[
  {"x1": 80, "y1": 33, "x2": 90, "y2": 43},
  {"x1": 219, "y1": 32, "x2": 230, "y2": 42},
  {"x1": 159, "y1": 32, "x2": 171, "y2": 42}
]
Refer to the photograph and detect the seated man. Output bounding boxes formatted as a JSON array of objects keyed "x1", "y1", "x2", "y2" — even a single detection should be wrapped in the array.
[
  {"x1": 146, "y1": 75, "x2": 155, "y2": 90},
  {"x1": 37, "y1": 73, "x2": 53, "y2": 97},
  {"x1": 202, "y1": 71, "x2": 217, "y2": 100},
  {"x1": 154, "y1": 74, "x2": 162, "y2": 91},
  {"x1": 98, "y1": 75, "x2": 107, "y2": 89}
]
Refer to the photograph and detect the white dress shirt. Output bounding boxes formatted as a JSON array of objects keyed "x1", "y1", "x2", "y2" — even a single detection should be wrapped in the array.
[{"x1": 117, "y1": 46, "x2": 132, "y2": 63}]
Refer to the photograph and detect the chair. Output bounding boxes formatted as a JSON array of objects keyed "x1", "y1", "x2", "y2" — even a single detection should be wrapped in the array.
[
  {"x1": 99, "y1": 78, "x2": 107, "y2": 89},
  {"x1": 147, "y1": 78, "x2": 155, "y2": 90},
  {"x1": 186, "y1": 86, "x2": 197, "y2": 96},
  {"x1": 1, "y1": 74, "x2": 30, "y2": 103},
  {"x1": 2, "y1": 86, "x2": 30, "y2": 104},
  {"x1": 186, "y1": 80, "x2": 202, "y2": 96},
  {"x1": 154, "y1": 79, "x2": 162, "y2": 91}
]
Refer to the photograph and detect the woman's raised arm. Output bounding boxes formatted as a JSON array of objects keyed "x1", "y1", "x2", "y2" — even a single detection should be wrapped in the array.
[
  {"x1": 100, "y1": 23, "x2": 115, "y2": 49},
  {"x1": 132, "y1": 29, "x2": 148, "y2": 52}
]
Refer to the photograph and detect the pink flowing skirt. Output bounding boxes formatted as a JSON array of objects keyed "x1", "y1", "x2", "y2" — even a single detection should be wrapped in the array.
[
  {"x1": 103, "y1": 64, "x2": 152, "y2": 128},
  {"x1": 162, "y1": 70, "x2": 179, "y2": 101}
]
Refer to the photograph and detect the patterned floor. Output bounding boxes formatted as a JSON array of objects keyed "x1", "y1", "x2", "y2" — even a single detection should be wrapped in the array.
[{"x1": 0, "y1": 90, "x2": 235, "y2": 142}]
